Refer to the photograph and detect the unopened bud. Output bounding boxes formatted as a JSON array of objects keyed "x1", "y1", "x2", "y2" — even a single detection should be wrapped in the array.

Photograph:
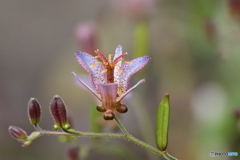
[
  {"x1": 50, "y1": 95, "x2": 70, "y2": 130},
  {"x1": 67, "y1": 146, "x2": 79, "y2": 160},
  {"x1": 9, "y1": 126, "x2": 28, "y2": 142},
  {"x1": 114, "y1": 0, "x2": 157, "y2": 20},
  {"x1": 28, "y1": 98, "x2": 41, "y2": 126},
  {"x1": 234, "y1": 110, "x2": 240, "y2": 119},
  {"x1": 228, "y1": 0, "x2": 240, "y2": 18},
  {"x1": 74, "y1": 22, "x2": 97, "y2": 55}
]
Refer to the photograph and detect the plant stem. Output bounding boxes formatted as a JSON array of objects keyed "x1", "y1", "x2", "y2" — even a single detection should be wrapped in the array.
[
  {"x1": 38, "y1": 129, "x2": 124, "y2": 138},
  {"x1": 113, "y1": 114, "x2": 178, "y2": 160},
  {"x1": 32, "y1": 116, "x2": 178, "y2": 160}
]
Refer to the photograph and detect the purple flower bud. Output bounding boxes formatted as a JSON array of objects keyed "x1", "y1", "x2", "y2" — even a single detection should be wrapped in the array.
[
  {"x1": 74, "y1": 22, "x2": 97, "y2": 56},
  {"x1": 67, "y1": 146, "x2": 79, "y2": 160},
  {"x1": 9, "y1": 126, "x2": 28, "y2": 142},
  {"x1": 114, "y1": 0, "x2": 157, "y2": 20},
  {"x1": 228, "y1": 0, "x2": 240, "y2": 18},
  {"x1": 28, "y1": 98, "x2": 41, "y2": 126},
  {"x1": 234, "y1": 109, "x2": 240, "y2": 119},
  {"x1": 50, "y1": 95, "x2": 70, "y2": 130}
]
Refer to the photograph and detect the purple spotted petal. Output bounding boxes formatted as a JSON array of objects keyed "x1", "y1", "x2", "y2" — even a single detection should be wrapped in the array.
[
  {"x1": 75, "y1": 51, "x2": 106, "y2": 90},
  {"x1": 119, "y1": 56, "x2": 150, "y2": 92},
  {"x1": 97, "y1": 83, "x2": 118, "y2": 111},
  {"x1": 72, "y1": 72, "x2": 102, "y2": 101},
  {"x1": 117, "y1": 79, "x2": 145, "y2": 103}
]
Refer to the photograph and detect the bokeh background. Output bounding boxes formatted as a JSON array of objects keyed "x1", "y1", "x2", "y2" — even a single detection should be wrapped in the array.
[{"x1": 1, "y1": 0, "x2": 240, "y2": 160}]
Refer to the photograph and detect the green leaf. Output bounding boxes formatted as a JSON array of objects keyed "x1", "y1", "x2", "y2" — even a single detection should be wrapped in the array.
[
  {"x1": 156, "y1": 94, "x2": 170, "y2": 151},
  {"x1": 89, "y1": 103, "x2": 101, "y2": 133}
]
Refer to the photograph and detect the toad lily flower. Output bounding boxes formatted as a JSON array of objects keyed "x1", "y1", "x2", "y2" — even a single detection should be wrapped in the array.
[{"x1": 72, "y1": 45, "x2": 150, "y2": 120}]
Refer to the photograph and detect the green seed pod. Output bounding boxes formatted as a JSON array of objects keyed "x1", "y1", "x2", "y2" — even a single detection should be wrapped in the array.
[{"x1": 156, "y1": 94, "x2": 170, "y2": 151}]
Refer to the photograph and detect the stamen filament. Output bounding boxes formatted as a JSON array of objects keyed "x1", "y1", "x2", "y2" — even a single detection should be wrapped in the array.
[
  {"x1": 95, "y1": 49, "x2": 108, "y2": 63},
  {"x1": 108, "y1": 54, "x2": 113, "y2": 63},
  {"x1": 112, "y1": 52, "x2": 128, "y2": 64}
]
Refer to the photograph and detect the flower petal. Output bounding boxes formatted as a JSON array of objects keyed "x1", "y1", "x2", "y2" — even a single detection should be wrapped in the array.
[
  {"x1": 117, "y1": 79, "x2": 145, "y2": 102},
  {"x1": 119, "y1": 56, "x2": 150, "y2": 92},
  {"x1": 97, "y1": 83, "x2": 118, "y2": 111},
  {"x1": 75, "y1": 51, "x2": 106, "y2": 89},
  {"x1": 72, "y1": 72, "x2": 102, "y2": 101},
  {"x1": 113, "y1": 45, "x2": 123, "y2": 83},
  {"x1": 113, "y1": 45, "x2": 122, "y2": 60}
]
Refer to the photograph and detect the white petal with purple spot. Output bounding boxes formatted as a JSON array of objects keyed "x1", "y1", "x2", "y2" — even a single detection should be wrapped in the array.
[
  {"x1": 119, "y1": 56, "x2": 150, "y2": 92},
  {"x1": 75, "y1": 51, "x2": 106, "y2": 90}
]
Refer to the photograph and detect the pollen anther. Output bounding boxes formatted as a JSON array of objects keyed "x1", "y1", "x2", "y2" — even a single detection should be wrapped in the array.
[
  {"x1": 124, "y1": 61, "x2": 131, "y2": 64},
  {"x1": 118, "y1": 68, "x2": 123, "y2": 73},
  {"x1": 90, "y1": 62, "x2": 102, "y2": 68},
  {"x1": 101, "y1": 69, "x2": 108, "y2": 74}
]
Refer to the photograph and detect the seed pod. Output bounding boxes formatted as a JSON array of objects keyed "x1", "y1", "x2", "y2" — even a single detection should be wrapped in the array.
[
  {"x1": 28, "y1": 98, "x2": 41, "y2": 126},
  {"x1": 50, "y1": 95, "x2": 70, "y2": 130},
  {"x1": 156, "y1": 94, "x2": 170, "y2": 151}
]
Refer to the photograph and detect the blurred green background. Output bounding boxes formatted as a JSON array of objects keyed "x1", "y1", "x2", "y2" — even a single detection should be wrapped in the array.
[{"x1": 1, "y1": 0, "x2": 240, "y2": 160}]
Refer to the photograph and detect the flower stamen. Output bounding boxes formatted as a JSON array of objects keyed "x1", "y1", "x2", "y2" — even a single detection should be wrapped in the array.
[
  {"x1": 90, "y1": 62, "x2": 102, "y2": 68},
  {"x1": 95, "y1": 49, "x2": 108, "y2": 63},
  {"x1": 124, "y1": 61, "x2": 131, "y2": 64},
  {"x1": 101, "y1": 69, "x2": 108, "y2": 74},
  {"x1": 112, "y1": 52, "x2": 128, "y2": 64},
  {"x1": 118, "y1": 68, "x2": 123, "y2": 73},
  {"x1": 108, "y1": 54, "x2": 113, "y2": 64}
]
